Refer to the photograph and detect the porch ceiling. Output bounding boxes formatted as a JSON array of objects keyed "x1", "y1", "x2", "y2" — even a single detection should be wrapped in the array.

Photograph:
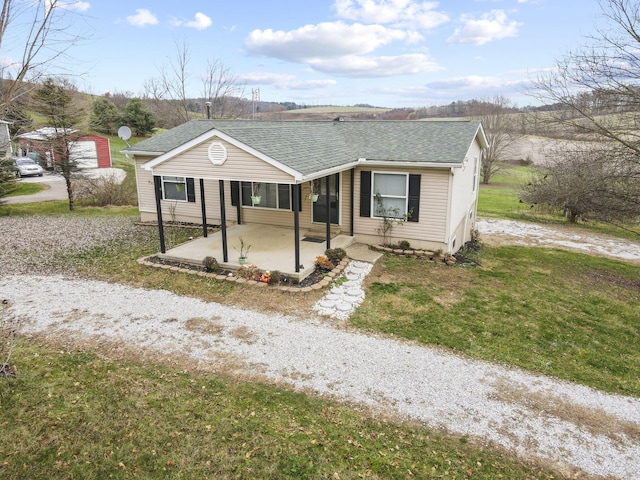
[{"x1": 158, "y1": 224, "x2": 354, "y2": 282}]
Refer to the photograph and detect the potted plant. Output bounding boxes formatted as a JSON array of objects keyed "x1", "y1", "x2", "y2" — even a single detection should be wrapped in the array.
[
  {"x1": 309, "y1": 179, "x2": 320, "y2": 202},
  {"x1": 251, "y1": 183, "x2": 261, "y2": 205},
  {"x1": 234, "y1": 236, "x2": 252, "y2": 265}
]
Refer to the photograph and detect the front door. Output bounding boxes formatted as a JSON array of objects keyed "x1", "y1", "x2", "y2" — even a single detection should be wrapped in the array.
[{"x1": 312, "y1": 173, "x2": 339, "y2": 224}]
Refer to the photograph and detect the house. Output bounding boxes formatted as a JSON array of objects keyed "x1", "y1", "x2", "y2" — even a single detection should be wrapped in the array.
[
  {"x1": 125, "y1": 119, "x2": 488, "y2": 279},
  {"x1": 17, "y1": 128, "x2": 112, "y2": 169}
]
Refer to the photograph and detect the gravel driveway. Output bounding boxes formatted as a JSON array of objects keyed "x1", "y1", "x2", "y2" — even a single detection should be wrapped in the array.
[{"x1": 1, "y1": 215, "x2": 639, "y2": 479}]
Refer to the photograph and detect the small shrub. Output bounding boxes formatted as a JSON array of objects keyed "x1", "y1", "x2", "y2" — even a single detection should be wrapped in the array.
[
  {"x1": 314, "y1": 255, "x2": 335, "y2": 272},
  {"x1": 398, "y1": 240, "x2": 411, "y2": 250},
  {"x1": 202, "y1": 256, "x2": 219, "y2": 273},
  {"x1": 268, "y1": 270, "x2": 282, "y2": 285},
  {"x1": 325, "y1": 247, "x2": 347, "y2": 264},
  {"x1": 74, "y1": 173, "x2": 137, "y2": 207}
]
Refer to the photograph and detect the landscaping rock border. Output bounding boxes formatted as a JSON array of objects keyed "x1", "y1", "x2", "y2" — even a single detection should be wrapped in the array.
[
  {"x1": 370, "y1": 244, "x2": 457, "y2": 265},
  {"x1": 137, "y1": 256, "x2": 350, "y2": 293}
]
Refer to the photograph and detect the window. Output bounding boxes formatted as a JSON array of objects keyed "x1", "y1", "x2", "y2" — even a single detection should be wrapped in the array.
[
  {"x1": 241, "y1": 181, "x2": 291, "y2": 210},
  {"x1": 472, "y1": 156, "x2": 478, "y2": 192},
  {"x1": 162, "y1": 176, "x2": 187, "y2": 201},
  {"x1": 373, "y1": 172, "x2": 408, "y2": 218}
]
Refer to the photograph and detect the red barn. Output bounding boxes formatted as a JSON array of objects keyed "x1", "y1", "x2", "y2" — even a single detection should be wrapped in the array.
[{"x1": 17, "y1": 128, "x2": 112, "y2": 169}]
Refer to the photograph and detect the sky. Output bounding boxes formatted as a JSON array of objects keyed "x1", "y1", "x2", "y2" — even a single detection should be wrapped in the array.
[{"x1": 5, "y1": 0, "x2": 608, "y2": 108}]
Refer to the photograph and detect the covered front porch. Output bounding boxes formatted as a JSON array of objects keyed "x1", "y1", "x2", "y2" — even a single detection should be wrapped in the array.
[{"x1": 158, "y1": 224, "x2": 355, "y2": 282}]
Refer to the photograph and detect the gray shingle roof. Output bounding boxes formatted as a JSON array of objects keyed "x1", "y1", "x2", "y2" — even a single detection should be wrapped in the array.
[{"x1": 125, "y1": 119, "x2": 484, "y2": 176}]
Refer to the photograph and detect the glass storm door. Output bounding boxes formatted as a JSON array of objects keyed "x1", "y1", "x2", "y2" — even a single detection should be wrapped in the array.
[{"x1": 312, "y1": 174, "x2": 339, "y2": 224}]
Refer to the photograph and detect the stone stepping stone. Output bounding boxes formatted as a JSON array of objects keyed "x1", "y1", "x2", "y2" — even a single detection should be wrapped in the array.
[
  {"x1": 336, "y1": 302, "x2": 353, "y2": 312},
  {"x1": 324, "y1": 293, "x2": 342, "y2": 301},
  {"x1": 318, "y1": 300, "x2": 336, "y2": 309},
  {"x1": 346, "y1": 288, "x2": 363, "y2": 297}
]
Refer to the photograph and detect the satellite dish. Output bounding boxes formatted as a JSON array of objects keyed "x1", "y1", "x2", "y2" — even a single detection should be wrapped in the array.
[{"x1": 118, "y1": 125, "x2": 132, "y2": 142}]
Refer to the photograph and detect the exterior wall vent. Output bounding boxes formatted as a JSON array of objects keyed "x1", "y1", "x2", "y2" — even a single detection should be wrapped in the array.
[{"x1": 208, "y1": 141, "x2": 227, "y2": 165}]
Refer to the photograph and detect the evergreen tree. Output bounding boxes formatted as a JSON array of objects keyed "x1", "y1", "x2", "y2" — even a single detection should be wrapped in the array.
[
  {"x1": 89, "y1": 98, "x2": 121, "y2": 135},
  {"x1": 122, "y1": 98, "x2": 156, "y2": 136},
  {"x1": 31, "y1": 77, "x2": 85, "y2": 211}
]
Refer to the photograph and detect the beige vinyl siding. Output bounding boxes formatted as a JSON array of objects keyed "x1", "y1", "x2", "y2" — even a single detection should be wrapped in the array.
[
  {"x1": 136, "y1": 156, "x2": 226, "y2": 224},
  {"x1": 151, "y1": 137, "x2": 296, "y2": 184},
  {"x1": 353, "y1": 166, "x2": 450, "y2": 249},
  {"x1": 448, "y1": 140, "x2": 482, "y2": 249}
]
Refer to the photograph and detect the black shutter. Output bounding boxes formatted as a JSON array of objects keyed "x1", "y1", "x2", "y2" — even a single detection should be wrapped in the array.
[
  {"x1": 360, "y1": 171, "x2": 371, "y2": 217},
  {"x1": 186, "y1": 177, "x2": 196, "y2": 203},
  {"x1": 230, "y1": 181, "x2": 240, "y2": 206},
  {"x1": 278, "y1": 184, "x2": 291, "y2": 210},
  {"x1": 408, "y1": 174, "x2": 420, "y2": 222}
]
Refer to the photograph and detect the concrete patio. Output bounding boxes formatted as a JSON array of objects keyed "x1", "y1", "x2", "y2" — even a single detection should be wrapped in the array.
[{"x1": 158, "y1": 224, "x2": 356, "y2": 282}]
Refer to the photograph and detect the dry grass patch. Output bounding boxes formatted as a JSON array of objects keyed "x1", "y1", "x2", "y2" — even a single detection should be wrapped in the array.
[
  {"x1": 230, "y1": 326, "x2": 258, "y2": 344},
  {"x1": 489, "y1": 378, "x2": 640, "y2": 445},
  {"x1": 184, "y1": 316, "x2": 224, "y2": 335}
]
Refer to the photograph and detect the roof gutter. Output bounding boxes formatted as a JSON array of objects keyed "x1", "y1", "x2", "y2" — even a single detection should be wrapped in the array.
[{"x1": 357, "y1": 159, "x2": 462, "y2": 169}]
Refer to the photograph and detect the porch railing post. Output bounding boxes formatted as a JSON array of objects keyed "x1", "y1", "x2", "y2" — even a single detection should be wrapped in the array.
[
  {"x1": 153, "y1": 175, "x2": 166, "y2": 253},
  {"x1": 199, "y1": 178, "x2": 208, "y2": 238},
  {"x1": 350, "y1": 168, "x2": 355, "y2": 236},
  {"x1": 219, "y1": 180, "x2": 228, "y2": 262},
  {"x1": 325, "y1": 175, "x2": 331, "y2": 250},
  {"x1": 293, "y1": 184, "x2": 300, "y2": 273}
]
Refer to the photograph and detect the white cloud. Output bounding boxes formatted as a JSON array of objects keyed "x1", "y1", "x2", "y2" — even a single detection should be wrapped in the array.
[
  {"x1": 178, "y1": 12, "x2": 213, "y2": 30},
  {"x1": 309, "y1": 53, "x2": 442, "y2": 77},
  {"x1": 246, "y1": 21, "x2": 421, "y2": 62},
  {"x1": 447, "y1": 10, "x2": 520, "y2": 45},
  {"x1": 237, "y1": 72, "x2": 337, "y2": 91},
  {"x1": 57, "y1": 1, "x2": 90, "y2": 11},
  {"x1": 334, "y1": 0, "x2": 449, "y2": 30},
  {"x1": 287, "y1": 79, "x2": 338, "y2": 90},
  {"x1": 126, "y1": 9, "x2": 158, "y2": 27},
  {"x1": 237, "y1": 72, "x2": 297, "y2": 85}
]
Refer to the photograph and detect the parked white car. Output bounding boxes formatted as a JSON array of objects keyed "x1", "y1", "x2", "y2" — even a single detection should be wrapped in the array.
[{"x1": 13, "y1": 157, "x2": 44, "y2": 177}]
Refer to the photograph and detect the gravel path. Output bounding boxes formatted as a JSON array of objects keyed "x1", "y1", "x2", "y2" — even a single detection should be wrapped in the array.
[
  {"x1": 2, "y1": 215, "x2": 640, "y2": 479},
  {"x1": 477, "y1": 218, "x2": 640, "y2": 263}
]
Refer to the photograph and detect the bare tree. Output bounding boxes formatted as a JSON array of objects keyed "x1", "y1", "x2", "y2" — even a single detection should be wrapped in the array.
[
  {"x1": 201, "y1": 58, "x2": 247, "y2": 119},
  {"x1": 145, "y1": 40, "x2": 247, "y2": 127},
  {"x1": 0, "y1": 0, "x2": 87, "y2": 110},
  {"x1": 521, "y1": 143, "x2": 640, "y2": 223},
  {"x1": 526, "y1": 0, "x2": 640, "y2": 226},
  {"x1": 467, "y1": 96, "x2": 521, "y2": 184}
]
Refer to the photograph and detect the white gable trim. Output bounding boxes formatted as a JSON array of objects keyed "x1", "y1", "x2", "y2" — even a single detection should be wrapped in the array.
[{"x1": 141, "y1": 129, "x2": 304, "y2": 181}]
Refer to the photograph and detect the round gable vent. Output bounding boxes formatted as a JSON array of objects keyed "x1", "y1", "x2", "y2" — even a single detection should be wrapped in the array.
[{"x1": 208, "y1": 141, "x2": 227, "y2": 165}]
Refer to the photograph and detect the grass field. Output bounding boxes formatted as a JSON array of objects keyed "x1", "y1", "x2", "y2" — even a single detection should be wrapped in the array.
[
  {"x1": 0, "y1": 342, "x2": 558, "y2": 479},
  {"x1": 6, "y1": 181, "x2": 46, "y2": 197},
  {"x1": 478, "y1": 162, "x2": 640, "y2": 240}
]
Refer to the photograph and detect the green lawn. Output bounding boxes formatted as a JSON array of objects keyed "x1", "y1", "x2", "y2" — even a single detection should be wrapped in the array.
[
  {"x1": 6, "y1": 181, "x2": 46, "y2": 197},
  {"x1": 0, "y1": 341, "x2": 558, "y2": 480},
  {"x1": 353, "y1": 247, "x2": 640, "y2": 397}
]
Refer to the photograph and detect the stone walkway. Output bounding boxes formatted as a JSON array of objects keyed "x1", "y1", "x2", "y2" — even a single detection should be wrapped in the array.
[{"x1": 313, "y1": 260, "x2": 373, "y2": 320}]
